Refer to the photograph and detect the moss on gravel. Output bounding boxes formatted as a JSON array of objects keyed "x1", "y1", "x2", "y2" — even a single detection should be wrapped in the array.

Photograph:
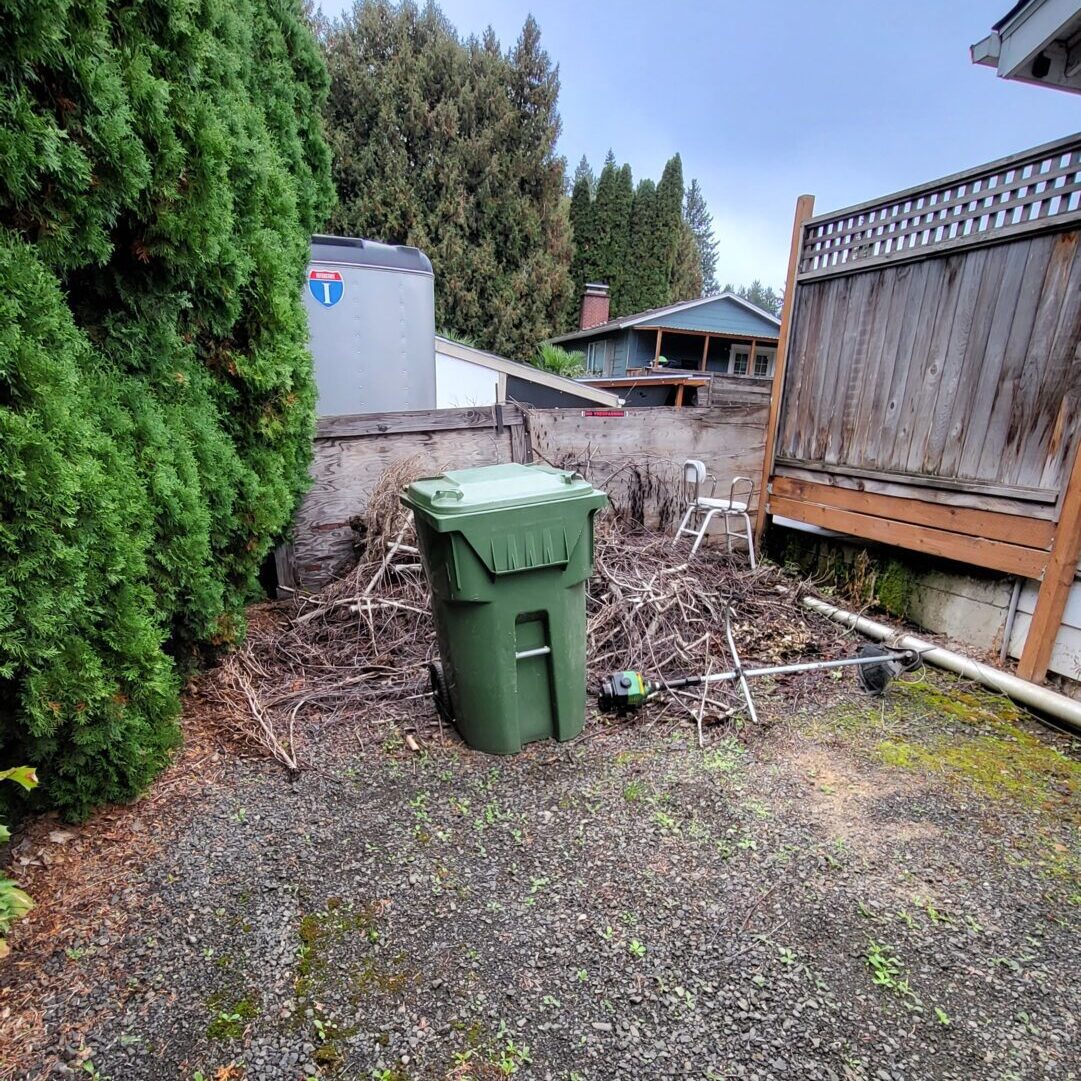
[
  {"x1": 295, "y1": 900, "x2": 385, "y2": 999},
  {"x1": 205, "y1": 993, "x2": 259, "y2": 1040},
  {"x1": 869, "y1": 681, "x2": 1080, "y2": 811}
]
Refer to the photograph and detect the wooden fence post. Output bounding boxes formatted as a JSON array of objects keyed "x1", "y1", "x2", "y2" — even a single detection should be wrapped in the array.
[
  {"x1": 1017, "y1": 440, "x2": 1081, "y2": 682},
  {"x1": 754, "y1": 193, "x2": 815, "y2": 542}
]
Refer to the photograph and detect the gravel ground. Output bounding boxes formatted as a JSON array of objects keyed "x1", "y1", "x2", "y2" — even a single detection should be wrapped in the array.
[{"x1": 4, "y1": 671, "x2": 1080, "y2": 1081}]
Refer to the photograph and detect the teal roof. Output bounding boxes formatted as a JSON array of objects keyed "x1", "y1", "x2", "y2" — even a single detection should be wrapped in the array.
[{"x1": 551, "y1": 293, "x2": 780, "y2": 345}]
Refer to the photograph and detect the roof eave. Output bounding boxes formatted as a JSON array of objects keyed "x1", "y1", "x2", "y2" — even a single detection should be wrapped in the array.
[{"x1": 550, "y1": 293, "x2": 780, "y2": 344}]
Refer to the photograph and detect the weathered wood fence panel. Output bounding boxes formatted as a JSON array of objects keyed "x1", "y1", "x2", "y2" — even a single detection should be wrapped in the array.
[
  {"x1": 778, "y1": 228, "x2": 1081, "y2": 501},
  {"x1": 279, "y1": 405, "x2": 528, "y2": 591},
  {"x1": 528, "y1": 396, "x2": 768, "y2": 531},
  {"x1": 767, "y1": 132, "x2": 1081, "y2": 682}
]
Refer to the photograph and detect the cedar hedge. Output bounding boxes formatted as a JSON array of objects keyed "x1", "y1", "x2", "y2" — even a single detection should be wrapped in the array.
[{"x1": 0, "y1": 0, "x2": 332, "y2": 818}]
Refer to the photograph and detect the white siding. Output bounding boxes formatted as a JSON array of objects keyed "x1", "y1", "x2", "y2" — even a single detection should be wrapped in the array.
[
  {"x1": 1009, "y1": 578, "x2": 1081, "y2": 681},
  {"x1": 435, "y1": 350, "x2": 499, "y2": 408}
]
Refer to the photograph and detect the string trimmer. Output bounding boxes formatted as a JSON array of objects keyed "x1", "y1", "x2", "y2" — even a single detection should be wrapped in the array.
[{"x1": 598, "y1": 608, "x2": 921, "y2": 723}]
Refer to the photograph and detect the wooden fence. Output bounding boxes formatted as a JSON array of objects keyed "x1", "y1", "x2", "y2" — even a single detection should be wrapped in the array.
[
  {"x1": 277, "y1": 405, "x2": 531, "y2": 591},
  {"x1": 761, "y1": 132, "x2": 1081, "y2": 682}
]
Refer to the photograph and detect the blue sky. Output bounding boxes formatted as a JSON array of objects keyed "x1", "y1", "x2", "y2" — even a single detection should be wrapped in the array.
[{"x1": 316, "y1": 0, "x2": 1080, "y2": 289}]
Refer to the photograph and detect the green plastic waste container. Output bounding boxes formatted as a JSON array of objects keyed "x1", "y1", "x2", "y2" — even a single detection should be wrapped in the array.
[{"x1": 401, "y1": 462, "x2": 607, "y2": 754}]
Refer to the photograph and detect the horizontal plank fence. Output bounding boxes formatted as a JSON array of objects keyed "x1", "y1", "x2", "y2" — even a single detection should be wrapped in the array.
[{"x1": 278, "y1": 405, "x2": 530, "y2": 591}]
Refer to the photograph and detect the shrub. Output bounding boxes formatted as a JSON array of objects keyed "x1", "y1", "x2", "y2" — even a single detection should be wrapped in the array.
[
  {"x1": 533, "y1": 343, "x2": 585, "y2": 378},
  {"x1": 0, "y1": 766, "x2": 37, "y2": 956},
  {"x1": 0, "y1": 1, "x2": 332, "y2": 818}
]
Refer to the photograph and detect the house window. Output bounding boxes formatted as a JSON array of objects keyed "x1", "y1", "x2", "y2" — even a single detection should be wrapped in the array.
[
  {"x1": 587, "y1": 341, "x2": 602, "y2": 373},
  {"x1": 733, "y1": 351, "x2": 749, "y2": 375},
  {"x1": 754, "y1": 353, "x2": 770, "y2": 378}
]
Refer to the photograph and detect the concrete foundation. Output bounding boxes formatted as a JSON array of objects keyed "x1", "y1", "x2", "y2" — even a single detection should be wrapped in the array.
[{"x1": 771, "y1": 523, "x2": 1081, "y2": 685}]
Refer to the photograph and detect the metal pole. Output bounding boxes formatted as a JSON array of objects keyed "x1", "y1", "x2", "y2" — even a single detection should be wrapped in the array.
[
  {"x1": 724, "y1": 608, "x2": 759, "y2": 725},
  {"x1": 665, "y1": 648, "x2": 912, "y2": 691},
  {"x1": 515, "y1": 646, "x2": 551, "y2": 660}
]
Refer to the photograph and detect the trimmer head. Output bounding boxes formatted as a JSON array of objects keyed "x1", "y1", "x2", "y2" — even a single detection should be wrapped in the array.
[{"x1": 855, "y1": 643, "x2": 921, "y2": 695}]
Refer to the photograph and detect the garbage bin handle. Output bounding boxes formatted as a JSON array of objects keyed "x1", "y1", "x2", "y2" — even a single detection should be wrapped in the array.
[{"x1": 433, "y1": 488, "x2": 464, "y2": 502}]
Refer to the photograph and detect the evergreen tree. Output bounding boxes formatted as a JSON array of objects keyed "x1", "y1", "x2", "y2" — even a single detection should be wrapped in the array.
[
  {"x1": 685, "y1": 179, "x2": 718, "y2": 294},
  {"x1": 588, "y1": 152, "x2": 627, "y2": 307},
  {"x1": 655, "y1": 153, "x2": 686, "y2": 298},
  {"x1": 568, "y1": 157, "x2": 597, "y2": 316},
  {"x1": 624, "y1": 179, "x2": 659, "y2": 313},
  {"x1": 1, "y1": 0, "x2": 332, "y2": 818},
  {"x1": 564, "y1": 151, "x2": 700, "y2": 321},
  {"x1": 607, "y1": 164, "x2": 635, "y2": 310},
  {"x1": 323, "y1": 2, "x2": 572, "y2": 359},
  {"x1": 670, "y1": 220, "x2": 704, "y2": 302},
  {"x1": 724, "y1": 280, "x2": 784, "y2": 316},
  {"x1": 571, "y1": 155, "x2": 596, "y2": 199}
]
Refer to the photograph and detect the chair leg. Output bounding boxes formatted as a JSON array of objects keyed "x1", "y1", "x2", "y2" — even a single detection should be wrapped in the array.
[
  {"x1": 741, "y1": 513, "x2": 756, "y2": 569},
  {"x1": 690, "y1": 509, "x2": 719, "y2": 557},
  {"x1": 723, "y1": 513, "x2": 733, "y2": 554},
  {"x1": 674, "y1": 504, "x2": 696, "y2": 545}
]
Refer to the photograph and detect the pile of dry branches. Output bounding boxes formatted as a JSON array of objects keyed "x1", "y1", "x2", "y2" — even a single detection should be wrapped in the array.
[
  {"x1": 211, "y1": 464, "x2": 849, "y2": 768},
  {"x1": 586, "y1": 519, "x2": 848, "y2": 735}
]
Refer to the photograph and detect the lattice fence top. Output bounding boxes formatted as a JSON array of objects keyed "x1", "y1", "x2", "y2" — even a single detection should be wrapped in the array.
[{"x1": 799, "y1": 133, "x2": 1081, "y2": 279}]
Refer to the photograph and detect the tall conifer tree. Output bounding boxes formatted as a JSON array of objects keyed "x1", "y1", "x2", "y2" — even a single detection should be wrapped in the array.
[
  {"x1": 684, "y1": 179, "x2": 718, "y2": 295},
  {"x1": 323, "y1": 2, "x2": 572, "y2": 358}
]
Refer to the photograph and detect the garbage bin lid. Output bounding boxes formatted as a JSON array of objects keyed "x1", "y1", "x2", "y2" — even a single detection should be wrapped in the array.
[{"x1": 403, "y1": 463, "x2": 598, "y2": 516}]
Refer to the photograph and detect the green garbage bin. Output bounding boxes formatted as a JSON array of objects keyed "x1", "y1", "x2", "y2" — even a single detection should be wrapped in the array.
[{"x1": 401, "y1": 462, "x2": 607, "y2": 754}]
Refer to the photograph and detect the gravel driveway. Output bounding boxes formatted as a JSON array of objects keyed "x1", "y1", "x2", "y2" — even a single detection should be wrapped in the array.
[{"x1": 3, "y1": 671, "x2": 1080, "y2": 1081}]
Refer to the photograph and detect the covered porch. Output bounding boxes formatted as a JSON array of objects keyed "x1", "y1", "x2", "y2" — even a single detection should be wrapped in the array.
[{"x1": 627, "y1": 325, "x2": 779, "y2": 379}]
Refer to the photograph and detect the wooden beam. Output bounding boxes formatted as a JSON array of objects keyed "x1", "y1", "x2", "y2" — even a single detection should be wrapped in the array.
[
  {"x1": 768, "y1": 494, "x2": 1048, "y2": 579},
  {"x1": 747, "y1": 338, "x2": 758, "y2": 377},
  {"x1": 674, "y1": 384, "x2": 685, "y2": 408},
  {"x1": 316, "y1": 404, "x2": 524, "y2": 440},
  {"x1": 579, "y1": 377, "x2": 708, "y2": 388},
  {"x1": 773, "y1": 457, "x2": 1058, "y2": 504},
  {"x1": 774, "y1": 464, "x2": 1059, "y2": 518},
  {"x1": 635, "y1": 326, "x2": 779, "y2": 344},
  {"x1": 1017, "y1": 439, "x2": 1081, "y2": 682},
  {"x1": 654, "y1": 328, "x2": 663, "y2": 364},
  {"x1": 770, "y1": 476, "x2": 1055, "y2": 549},
  {"x1": 756, "y1": 193, "x2": 816, "y2": 540},
  {"x1": 699, "y1": 334, "x2": 711, "y2": 372}
]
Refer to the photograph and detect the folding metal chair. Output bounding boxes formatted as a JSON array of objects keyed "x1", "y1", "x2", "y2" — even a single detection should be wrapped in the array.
[{"x1": 673, "y1": 459, "x2": 756, "y2": 565}]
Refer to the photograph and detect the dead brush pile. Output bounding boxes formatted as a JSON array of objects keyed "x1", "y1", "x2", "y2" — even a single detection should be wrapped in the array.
[{"x1": 212, "y1": 465, "x2": 850, "y2": 767}]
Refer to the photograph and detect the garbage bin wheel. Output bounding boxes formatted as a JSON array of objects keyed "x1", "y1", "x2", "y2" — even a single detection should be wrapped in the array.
[{"x1": 428, "y1": 661, "x2": 454, "y2": 723}]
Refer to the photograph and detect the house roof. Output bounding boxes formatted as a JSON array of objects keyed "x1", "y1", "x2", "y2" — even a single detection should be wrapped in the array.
[
  {"x1": 435, "y1": 337, "x2": 621, "y2": 407},
  {"x1": 549, "y1": 293, "x2": 781, "y2": 346},
  {"x1": 972, "y1": 0, "x2": 1081, "y2": 93}
]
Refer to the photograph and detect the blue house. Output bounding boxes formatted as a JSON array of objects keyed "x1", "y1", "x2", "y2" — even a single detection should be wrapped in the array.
[{"x1": 551, "y1": 287, "x2": 782, "y2": 382}]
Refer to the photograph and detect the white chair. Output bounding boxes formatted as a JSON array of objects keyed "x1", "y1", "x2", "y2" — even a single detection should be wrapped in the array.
[{"x1": 673, "y1": 459, "x2": 756, "y2": 565}]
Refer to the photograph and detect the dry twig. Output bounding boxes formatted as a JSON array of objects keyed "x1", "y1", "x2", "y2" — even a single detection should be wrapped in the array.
[{"x1": 203, "y1": 467, "x2": 850, "y2": 768}]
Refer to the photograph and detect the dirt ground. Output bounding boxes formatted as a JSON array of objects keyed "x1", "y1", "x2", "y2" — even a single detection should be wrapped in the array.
[{"x1": 2, "y1": 665, "x2": 1080, "y2": 1081}]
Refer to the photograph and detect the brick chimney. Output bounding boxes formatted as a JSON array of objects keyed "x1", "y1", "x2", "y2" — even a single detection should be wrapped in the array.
[{"x1": 579, "y1": 282, "x2": 611, "y2": 330}]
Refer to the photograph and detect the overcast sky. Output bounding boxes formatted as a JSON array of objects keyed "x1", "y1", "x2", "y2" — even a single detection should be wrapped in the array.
[{"x1": 316, "y1": 0, "x2": 1080, "y2": 289}]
